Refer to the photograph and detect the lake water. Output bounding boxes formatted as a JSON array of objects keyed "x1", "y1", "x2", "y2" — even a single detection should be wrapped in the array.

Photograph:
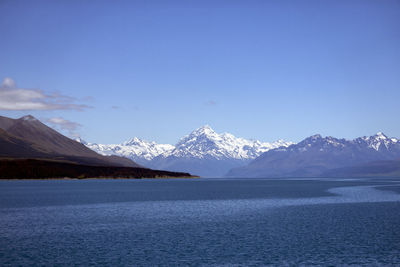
[{"x1": 1, "y1": 178, "x2": 400, "y2": 266}]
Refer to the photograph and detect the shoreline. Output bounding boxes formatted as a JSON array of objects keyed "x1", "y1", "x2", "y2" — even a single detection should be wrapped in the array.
[{"x1": 0, "y1": 176, "x2": 200, "y2": 181}]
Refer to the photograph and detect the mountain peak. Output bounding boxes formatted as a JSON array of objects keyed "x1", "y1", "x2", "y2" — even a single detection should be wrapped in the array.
[
  {"x1": 305, "y1": 134, "x2": 323, "y2": 141},
  {"x1": 191, "y1": 125, "x2": 216, "y2": 136},
  {"x1": 19, "y1": 115, "x2": 38, "y2": 122},
  {"x1": 123, "y1": 137, "x2": 143, "y2": 145},
  {"x1": 197, "y1": 124, "x2": 214, "y2": 131},
  {"x1": 374, "y1": 132, "x2": 387, "y2": 139}
]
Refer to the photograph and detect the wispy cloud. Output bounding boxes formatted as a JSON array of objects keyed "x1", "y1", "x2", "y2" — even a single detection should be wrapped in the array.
[
  {"x1": 46, "y1": 117, "x2": 82, "y2": 138},
  {"x1": 204, "y1": 100, "x2": 217, "y2": 106},
  {"x1": 0, "y1": 77, "x2": 90, "y2": 111}
]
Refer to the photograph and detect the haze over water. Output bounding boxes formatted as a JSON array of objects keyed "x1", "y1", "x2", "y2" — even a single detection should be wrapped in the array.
[{"x1": 1, "y1": 178, "x2": 400, "y2": 266}]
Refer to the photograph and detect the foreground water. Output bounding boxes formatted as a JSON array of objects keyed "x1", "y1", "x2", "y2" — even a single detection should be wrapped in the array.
[{"x1": 1, "y1": 178, "x2": 400, "y2": 266}]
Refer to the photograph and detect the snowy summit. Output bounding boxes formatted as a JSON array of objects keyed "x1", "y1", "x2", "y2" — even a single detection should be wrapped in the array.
[{"x1": 82, "y1": 125, "x2": 294, "y2": 176}]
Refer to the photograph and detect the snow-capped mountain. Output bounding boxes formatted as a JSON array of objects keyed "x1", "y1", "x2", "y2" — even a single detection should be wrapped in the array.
[
  {"x1": 355, "y1": 132, "x2": 400, "y2": 152},
  {"x1": 80, "y1": 125, "x2": 293, "y2": 177},
  {"x1": 227, "y1": 132, "x2": 400, "y2": 178},
  {"x1": 149, "y1": 125, "x2": 293, "y2": 177},
  {"x1": 77, "y1": 137, "x2": 174, "y2": 166},
  {"x1": 162, "y1": 125, "x2": 292, "y2": 160},
  {"x1": 274, "y1": 132, "x2": 400, "y2": 156}
]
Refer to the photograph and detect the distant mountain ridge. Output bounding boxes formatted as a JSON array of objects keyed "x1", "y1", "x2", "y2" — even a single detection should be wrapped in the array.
[
  {"x1": 82, "y1": 125, "x2": 294, "y2": 177},
  {"x1": 227, "y1": 132, "x2": 400, "y2": 178},
  {"x1": 79, "y1": 137, "x2": 174, "y2": 166}
]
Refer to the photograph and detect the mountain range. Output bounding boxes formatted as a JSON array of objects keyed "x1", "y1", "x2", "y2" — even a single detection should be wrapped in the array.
[
  {"x1": 0, "y1": 115, "x2": 195, "y2": 179},
  {"x1": 81, "y1": 125, "x2": 293, "y2": 177},
  {"x1": 3, "y1": 114, "x2": 398, "y2": 178},
  {"x1": 227, "y1": 132, "x2": 400, "y2": 178},
  {"x1": 82, "y1": 127, "x2": 400, "y2": 178}
]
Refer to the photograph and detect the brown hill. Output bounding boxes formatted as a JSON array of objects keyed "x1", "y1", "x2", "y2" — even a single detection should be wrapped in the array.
[
  {"x1": 0, "y1": 128, "x2": 44, "y2": 157},
  {"x1": 0, "y1": 115, "x2": 140, "y2": 167}
]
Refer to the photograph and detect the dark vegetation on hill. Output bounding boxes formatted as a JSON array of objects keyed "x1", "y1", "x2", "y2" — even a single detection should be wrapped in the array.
[{"x1": 0, "y1": 159, "x2": 195, "y2": 179}]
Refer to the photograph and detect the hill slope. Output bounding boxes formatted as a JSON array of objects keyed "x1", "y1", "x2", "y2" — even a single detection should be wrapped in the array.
[{"x1": 0, "y1": 115, "x2": 140, "y2": 167}]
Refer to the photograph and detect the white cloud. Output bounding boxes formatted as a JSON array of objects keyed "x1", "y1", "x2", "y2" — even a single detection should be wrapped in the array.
[
  {"x1": 0, "y1": 77, "x2": 90, "y2": 111},
  {"x1": 46, "y1": 117, "x2": 82, "y2": 138},
  {"x1": 2, "y1": 77, "x2": 16, "y2": 89}
]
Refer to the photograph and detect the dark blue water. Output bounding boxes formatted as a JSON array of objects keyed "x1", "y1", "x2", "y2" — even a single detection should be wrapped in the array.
[{"x1": 1, "y1": 178, "x2": 400, "y2": 266}]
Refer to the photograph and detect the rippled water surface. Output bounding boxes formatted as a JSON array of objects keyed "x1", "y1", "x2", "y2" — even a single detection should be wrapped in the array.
[{"x1": 1, "y1": 178, "x2": 400, "y2": 266}]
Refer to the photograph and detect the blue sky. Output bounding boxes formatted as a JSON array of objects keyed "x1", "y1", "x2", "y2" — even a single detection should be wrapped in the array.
[{"x1": 1, "y1": 0, "x2": 399, "y2": 144}]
